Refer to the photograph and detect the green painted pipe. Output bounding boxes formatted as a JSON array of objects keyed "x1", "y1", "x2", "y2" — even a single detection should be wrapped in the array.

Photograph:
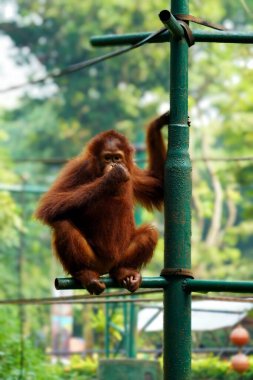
[
  {"x1": 105, "y1": 295, "x2": 110, "y2": 358},
  {"x1": 159, "y1": 10, "x2": 184, "y2": 39},
  {"x1": 128, "y1": 300, "x2": 137, "y2": 358},
  {"x1": 194, "y1": 31, "x2": 253, "y2": 43},
  {"x1": 90, "y1": 32, "x2": 170, "y2": 46},
  {"x1": 55, "y1": 276, "x2": 169, "y2": 290},
  {"x1": 184, "y1": 279, "x2": 253, "y2": 294},
  {"x1": 55, "y1": 277, "x2": 253, "y2": 293},
  {"x1": 90, "y1": 31, "x2": 253, "y2": 46},
  {"x1": 123, "y1": 303, "x2": 129, "y2": 357},
  {"x1": 162, "y1": 0, "x2": 192, "y2": 378}
]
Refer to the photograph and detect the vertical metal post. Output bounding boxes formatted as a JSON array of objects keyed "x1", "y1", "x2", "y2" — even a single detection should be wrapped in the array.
[
  {"x1": 128, "y1": 300, "x2": 137, "y2": 358},
  {"x1": 163, "y1": 0, "x2": 191, "y2": 379},
  {"x1": 123, "y1": 302, "x2": 130, "y2": 356},
  {"x1": 17, "y1": 186, "x2": 26, "y2": 380},
  {"x1": 105, "y1": 300, "x2": 110, "y2": 358}
]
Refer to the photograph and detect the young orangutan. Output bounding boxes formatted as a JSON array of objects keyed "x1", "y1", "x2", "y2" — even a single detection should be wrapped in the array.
[{"x1": 35, "y1": 113, "x2": 168, "y2": 295}]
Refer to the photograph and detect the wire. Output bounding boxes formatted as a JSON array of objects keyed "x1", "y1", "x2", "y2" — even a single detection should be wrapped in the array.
[
  {"x1": 0, "y1": 27, "x2": 167, "y2": 94},
  {"x1": 1, "y1": 292, "x2": 253, "y2": 306},
  {"x1": 0, "y1": 289, "x2": 161, "y2": 305},
  {"x1": 240, "y1": 0, "x2": 253, "y2": 17},
  {"x1": 13, "y1": 158, "x2": 68, "y2": 165},
  {"x1": 193, "y1": 156, "x2": 253, "y2": 162},
  {"x1": 8, "y1": 156, "x2": 253, "y2": 165},
  {"x1": 193, "y1": 294, "x2": 253, "y2": 303},
  {"x1": 0, "y1": 297, "x2": 161, "y2": 305}
]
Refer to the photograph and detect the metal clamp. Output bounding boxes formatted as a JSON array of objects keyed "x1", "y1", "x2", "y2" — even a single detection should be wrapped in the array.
[
  {"x1": 160, "y1": 268, "x2": 194, "y2": 279},
  {"x1": 176, "y1": 20, "x2": 195, "y2": 47}
]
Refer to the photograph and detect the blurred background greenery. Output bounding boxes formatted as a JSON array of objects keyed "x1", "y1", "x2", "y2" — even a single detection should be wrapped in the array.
[{"x1": 0, "y1": 0, "x2": 253, "y2": 379}]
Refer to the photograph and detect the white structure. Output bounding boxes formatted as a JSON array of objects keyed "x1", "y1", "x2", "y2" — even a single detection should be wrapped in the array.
[{"x1": 138, "y1": 300, "x2": 253, "y2": 332}]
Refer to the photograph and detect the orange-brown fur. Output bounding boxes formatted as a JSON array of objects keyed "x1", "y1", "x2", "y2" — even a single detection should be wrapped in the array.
[{"x1": 35, "y1": 113, "x2": 168, "y2": 294}]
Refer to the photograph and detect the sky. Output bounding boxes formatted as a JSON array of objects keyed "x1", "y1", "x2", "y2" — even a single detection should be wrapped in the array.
[
  {"x1": 0, "y1": 33, "x2": 58, "y2": 109},
  {"x1": 0, "y1": 35, "x2": 29, "y2": 108},
  {"x1": 0, "y1": 1, "x2": 57, "y2": 108},
  {"x1": 0, "y1": 2, "x2": 25, "y2": 108}
]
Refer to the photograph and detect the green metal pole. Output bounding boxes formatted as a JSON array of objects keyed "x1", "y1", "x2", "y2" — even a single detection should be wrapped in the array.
[
  {"x1": 105, "y1": 298, "x2": 110, "y2": 357},
  {"x1": 90, "y1": 31, "x2": 253, "y2": 46},
  {"x1": 123, "y1": 302, "x2": 130, "y2": 357},
  {"x1": 128, "y1": 299, "x2": 137, "y2": 358},
  {"x1": 55, "y1": 276, "x2": 168, "y2": 290},
  {"x1": 184, "y1": 279, "x2": 253, "y2": 294},
  {"x1": 162, "y1": 0, "x2": 191, "y2": 379}
]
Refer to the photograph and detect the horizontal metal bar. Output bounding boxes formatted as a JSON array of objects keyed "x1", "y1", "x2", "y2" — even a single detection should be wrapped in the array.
[
  {"x1": 195, "y1": 30, "x2": 253, "y2": 43},
  {"x1": 56, "y1": 277, "x2": 253, "y2": 293},
  {"x1": 55, "y1": 276, "x2": 169, "y2": 290},
  {"x1": 192, "y1": 308, "x2": 245, "y2": 315},
  {"x1": 90, "y1": 32, "x2": 170, "y2": 46},
  {"x1": 184, "y1": 279, "x2": 253, "y2": 294},
  {"x1": 90, "y1": 31, "x2": 253, "y2": 47}
]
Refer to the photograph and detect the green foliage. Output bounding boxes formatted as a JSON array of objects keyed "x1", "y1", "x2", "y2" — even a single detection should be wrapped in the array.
[
  {"x1": 192, "y1": 355, "x2": 229, "y2": 379},
  {"x1": 191, "y1": 355, "x2": 253, "y2": 380},
  {"x1": 0, "y1": 0, "x2": 170, "y2": 150},
  {"x1": 0, "y1": 308, "x2": 62, "y2": 380},
  {"x1": 91, "y1": 306, "x2": 124, "y2": 344},
  {"x1": 0, "y1": 133, "x2": 22, "y2": 248},
  {"x1": 1, "y1": 0, "x2": 252, "y2": 284},
  {"x1": 63, "y1": 356, "x2": 97, "y2": 380}
]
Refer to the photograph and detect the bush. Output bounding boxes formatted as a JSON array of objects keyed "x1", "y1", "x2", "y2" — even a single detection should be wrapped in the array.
[
  {"x1": 62, "y1": 356, "x2": 98, "y2": 380},
  {"x1": 192, "y1": 355, "x2": 253, "y2": 380},
  {"x1": 0, "y1": 308, "x2": 61, "y2": 380}
]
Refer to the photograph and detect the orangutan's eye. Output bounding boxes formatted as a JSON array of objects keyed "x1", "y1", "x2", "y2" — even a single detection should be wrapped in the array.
[{"x1": 104, "y1": 154, "x2": 111, "y2": 162}]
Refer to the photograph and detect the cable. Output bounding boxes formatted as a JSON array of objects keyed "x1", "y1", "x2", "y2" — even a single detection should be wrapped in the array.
[
  {"x1": 0, "y1": 297, "x2": 161, "y2": 305},
  {"x1": 192, "y1": 294, "x2": 253, "y2": 303},
  {"x1": 0, "y1": 288, "x2": 161, "y2": 305},
  {"x1": 7, "y1": 155, "x2": 253, "y2": 165},
  {"x1": 240, "y1": 0, "x2": 253, "y2": 17},
  {"x1": 193, "y1": 156, "x2": 253, "y2": 162},
  {"x1": 1, "y1": 292, "x2": 253, "y2": 306},
  {"x1": 12, "y1": 158, "x2": 69, "y2": 165},
  {"x1": 0, "y1": 27, "x2": 167, "y2": 94}
]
